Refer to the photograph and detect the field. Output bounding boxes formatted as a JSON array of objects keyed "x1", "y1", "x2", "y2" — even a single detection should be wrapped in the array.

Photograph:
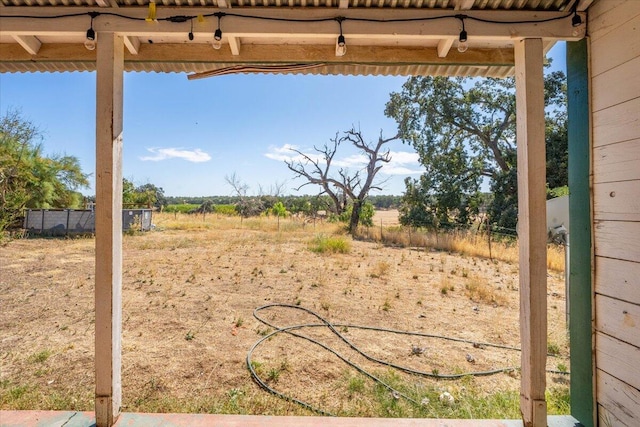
[{"x1": 0, "y1": 212, "x2": 570, "y2": 418}]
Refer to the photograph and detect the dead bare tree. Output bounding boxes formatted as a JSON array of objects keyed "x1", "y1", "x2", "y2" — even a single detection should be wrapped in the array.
[
  {"x1": 225, "y1": 172, "x2": 263, "y2": 218},
  {"x1": 285, "y1": 128, "x2": 398, "y2": 234}
]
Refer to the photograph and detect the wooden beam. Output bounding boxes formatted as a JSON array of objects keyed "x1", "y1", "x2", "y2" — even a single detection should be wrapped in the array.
[
  {"x1": 94, "y1": 31, "x2": 124, "y2": 427},
  {"x1": 228, "y1": 35, "x2": 241, "y2": 56},
  {"x1": 0, "y1": 7, "x2": 587, "y2": 41},
  {"x1": 339, "y1": 0, "x2": 349, "y2": 9},
  {"x1": 123, "y1": 35, "x2": 140, "y2": 55},
  {"x1": 0, "y1": 43, "x2": 515, "y2": 66},
  {"x1": 514, "y1": 38, "x2": 547, "y2": 427},
  {"x1": 437, "y1": 38, "x2": 455, "y2": 58},
  {"x1": 11, "y1": 35, "x2": 41, "y2": 55}
]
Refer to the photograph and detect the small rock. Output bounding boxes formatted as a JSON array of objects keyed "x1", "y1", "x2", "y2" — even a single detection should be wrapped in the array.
[
  {"x1": 418, "y1": 314, "x2": 426, "y2": 318},
  {"x1": 411, "y1": 344, "x2": 426, "y2": 355},
  {"x1": 391, "y1": 390, "x2": 401, "y2": 400},
  {"x1": 439, "y1": 391, "x2": 454, "y2": 406},
  {"x1": 421, "y1": 397, "x2": 430, "y2": 406},
  {"x1": 465, "y1": 353, "x2": 475, "y2": 364},
  {"x1": 473, "y1": 306, "x2": 479, "y2": 312}
]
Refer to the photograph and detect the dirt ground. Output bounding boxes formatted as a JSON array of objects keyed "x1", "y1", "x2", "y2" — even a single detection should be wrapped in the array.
[{"x1": 0, "y1": 213, "x2": 569, "y2": 416}]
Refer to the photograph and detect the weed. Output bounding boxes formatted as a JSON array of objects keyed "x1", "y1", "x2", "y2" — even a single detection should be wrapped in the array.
[
  {"x1": 557, "y1": 363, "x2": 568, "y2": 373},
  {"x1": 267, "y1": 368, "x2": 280, "y2": 383},
  {"x1": 185, "y1": 331, "x2": 195, "y2": 341},
  {"x1": 250, "y1": 361, "x2": 264, "y2": 376},
  {"x1": 382, "y1": 299, "x2": 392, "y2": 312},
  {"x1": 309, "y1": 234, "x2": 351, "y2": 254},
  {"x1": 255, "y1": 327, "x2": 270, "y2": 336},
  {"x1": 547, "y1": 342, "x2": 561, "y2": 356},
  {"x1": 320, "y1": 301, "x2": 330, "y2": 311},
  {"x1": 29, "y1": 350, "x2": 51, "y2": 364},
  {"x1": 370, "y1": 261, "x2": 391, "y2": 278},
  {"x1": 464, "y1": 275, "x2": 506, "y2": 306},
  {"x1": 347, "y1": 376, "x2": 365, "y2": 395},
  {"x1": 234, "y1": 317, "x2": 244, "y2": 328}
]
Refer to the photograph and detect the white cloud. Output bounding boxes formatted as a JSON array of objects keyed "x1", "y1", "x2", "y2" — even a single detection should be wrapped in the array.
[
  {"x1": 380, "y1": 166, "x2": 423, "y2": 176},
  {"x1": 388, "y1": 151, "x2": 420, "y2": 165},
  {"x1": 140, "y1": 147, "x2": 211, "y2": 163},
  {"x1": 381, "y1": 151, "x2": 422, "y2": 175},
  {"x1": 264, "y1": 144, "x2": 302, "y2": 162}
]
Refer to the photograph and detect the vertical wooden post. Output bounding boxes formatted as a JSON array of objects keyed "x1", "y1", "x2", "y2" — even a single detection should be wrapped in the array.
[
  {"x1": 566, "y1": 38, "x2": 594, "y2": 427},
  {"x1": 95, "y1": 32, "x2": 124, "y2": 427},
  {"x1": 514, "y1": 38, "x2": 547, "y2": 427}
]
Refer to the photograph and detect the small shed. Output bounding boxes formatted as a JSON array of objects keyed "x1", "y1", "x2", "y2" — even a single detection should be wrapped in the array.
[{"x1": 23, "y1": 208, "x2": 153, "y2": 235}]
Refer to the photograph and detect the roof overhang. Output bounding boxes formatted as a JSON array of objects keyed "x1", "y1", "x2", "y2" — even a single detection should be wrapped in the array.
[{"x1": 0, "y1": 5, "x2": 587, "y2": 77}]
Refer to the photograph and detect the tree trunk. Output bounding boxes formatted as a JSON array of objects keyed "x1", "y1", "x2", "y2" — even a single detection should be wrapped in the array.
[{"x1": 349, "y1": 200, "x2": 362, "y2": 235}]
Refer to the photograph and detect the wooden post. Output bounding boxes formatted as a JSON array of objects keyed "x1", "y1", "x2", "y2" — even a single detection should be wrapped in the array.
[
  {"x1": 486, "y1": 217, "x2": 493, "y2": 261},
  {"x1": 94, "y1": 32, "x2": 124, "y2": 427},
  {"x1": 514, "y1": 38, "x2": 547, "y2": 427}
]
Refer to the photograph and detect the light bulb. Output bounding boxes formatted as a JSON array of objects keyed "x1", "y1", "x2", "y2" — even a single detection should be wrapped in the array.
[
  {"x1": 213, "y1": 28, "x2": 222, "y2": 50},
  {"x1": 336, "y1": 34, "x2": 347, "y2": 57},
  {"x1": 84, "y1": 39, "x2": 97, "y2": 51},
  {"x1": 457, "y1": 41, "x2": 468, "y2": 53}
]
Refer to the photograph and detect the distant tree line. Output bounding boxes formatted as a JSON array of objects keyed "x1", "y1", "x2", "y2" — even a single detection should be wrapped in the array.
[{"x1": 164, "y1": 194, "x2": 401, "y2": 213}]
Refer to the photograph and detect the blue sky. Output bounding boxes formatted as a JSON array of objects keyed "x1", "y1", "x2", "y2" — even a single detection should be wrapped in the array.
[{"x1": 0, "y1": 43, "x2": 565, "y2": 198}]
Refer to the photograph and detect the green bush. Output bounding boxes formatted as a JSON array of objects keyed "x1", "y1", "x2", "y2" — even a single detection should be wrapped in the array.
[
  {"x1": 214, "y1": 204, "x2": 238, "y2": 216},
  {"x1": 309, "y1": 234, "x2": 351, "y2": 254}
]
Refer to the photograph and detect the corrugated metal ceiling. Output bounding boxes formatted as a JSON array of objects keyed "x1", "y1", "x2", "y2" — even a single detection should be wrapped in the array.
[{"x1": 0, "y1": 0, "x2": 576, "y2": 76}]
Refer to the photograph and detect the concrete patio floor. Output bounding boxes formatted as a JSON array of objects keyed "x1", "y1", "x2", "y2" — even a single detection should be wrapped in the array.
[{"x1": 1, "y1": 411, "x2": 582, "y2": 427}]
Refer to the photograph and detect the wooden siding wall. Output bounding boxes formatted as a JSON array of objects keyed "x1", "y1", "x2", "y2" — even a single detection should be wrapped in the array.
[{"x1": 590, "y1": 1, "x2": 640, "y2": 426}]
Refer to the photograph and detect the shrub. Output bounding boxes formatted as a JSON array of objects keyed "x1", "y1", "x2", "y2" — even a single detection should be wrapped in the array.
[{"x1": 309, "y1": 234, "x2": 351, "y2": 254}]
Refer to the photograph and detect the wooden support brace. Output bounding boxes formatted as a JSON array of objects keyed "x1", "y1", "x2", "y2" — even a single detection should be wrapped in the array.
[
  {"x1": 94, "y1": 31, "x2": 124, "y2": 427},
  {"x1": 514, "y1": 37, "x2": 547, "y2": 427}
]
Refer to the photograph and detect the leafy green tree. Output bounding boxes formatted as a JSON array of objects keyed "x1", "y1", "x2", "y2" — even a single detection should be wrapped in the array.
[
  {"x1": 386, "y1": 71, "x2": 567, "y2": 229},
  {"x1": 269, "y1": 201, "x2": 287, "y2": 218},
  {"x1": 1, "y1": 109, "x2": 89, "y2": 231},
  {"x1": 135, "y1": 183, "x2": 167, "y2": 209},
  {"x1": 338, "y1": 200, "x2": 374, "y2": 227}
]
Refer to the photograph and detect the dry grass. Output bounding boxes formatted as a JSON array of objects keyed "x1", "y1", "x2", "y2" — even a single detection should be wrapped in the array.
[
  {"x1": 0, "y1": 211, "x2": 569, "y2": 417},
  {"x1": 358, "y1": 213, "x2": 565, "y2": 273}
]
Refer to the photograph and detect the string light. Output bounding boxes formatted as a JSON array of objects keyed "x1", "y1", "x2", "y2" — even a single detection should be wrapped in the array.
[
  {"x1": 335, "y1": 17, "x2": 346, "y2": 57},
  {"x1": 571, "y1": 7, "x2": 582, "y2": 27},
  {"x1": 84, "y1": 11, "x2": 98, "y2": 51},
  {"x1": 3, "y1": 10, "x2": 580, "y2": 54},
  {"x1": 213, "y1": 12, "x2": 224, "y2": 50},
  {"x1": 456, "y1": 15, "x2": 468, "y2": 53}
]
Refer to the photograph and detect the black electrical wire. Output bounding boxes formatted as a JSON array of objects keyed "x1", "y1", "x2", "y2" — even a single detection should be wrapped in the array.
[
  {"x1": 247, "y1": 303, "x2": 569, "y2": 416},
  {"x1": 0, "y1": 10, "x2": 576, "y2": 26}
]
